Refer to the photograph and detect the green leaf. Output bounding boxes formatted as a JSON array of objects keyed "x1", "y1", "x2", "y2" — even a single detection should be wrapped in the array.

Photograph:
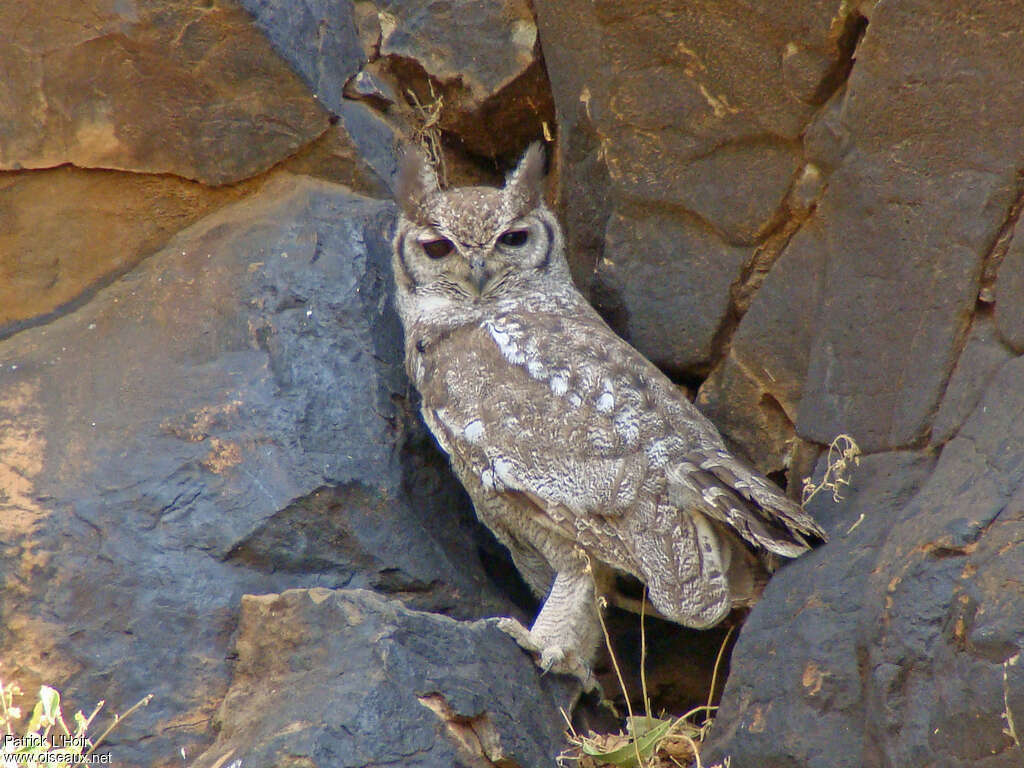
[
  {"x1": 581, "y1": 718, "x2": 674, "y2": 766},
  {"x1": 27, "y1": 699, "x2": 46, "y2": 733},
  {"x1": 624, "y1": 716, "x2": 665, "y2": 738},
  {"x1": 26, "y1": 686, "x2": 62, "y2": 735},
  {"x1": 39, "y1": 686, "x2": 61, "y2": 722}
]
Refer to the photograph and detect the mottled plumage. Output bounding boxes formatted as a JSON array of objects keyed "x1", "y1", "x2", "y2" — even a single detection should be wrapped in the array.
[{"x1": 391, "y1": 144, "x2": 826, "y2": 684}]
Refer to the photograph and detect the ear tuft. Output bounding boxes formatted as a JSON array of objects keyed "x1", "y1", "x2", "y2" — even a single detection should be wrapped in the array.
[
  {"x1": 396, "y1": 146, "x2": 440, "y2": 222},
  {"x1": 505, "y1": 142, "x2": 546, "y2": 212}
]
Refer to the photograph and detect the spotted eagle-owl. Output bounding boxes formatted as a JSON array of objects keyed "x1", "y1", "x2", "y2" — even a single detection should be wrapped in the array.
[{"x1": 391, "y1": 143, "x2": 826, "y2": 685}]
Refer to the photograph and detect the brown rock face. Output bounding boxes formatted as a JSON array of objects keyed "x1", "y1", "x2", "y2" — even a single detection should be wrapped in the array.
[
  {"x1": 534, "y1": 0, "x2": 860, "y2": 376},
  {"x1": 0, "y1": 0, "x2": 329, "y2": 184},
  {"x1": 696, "y1": 218, "x2": 826, "y2": 472},
  {"x1": 366, "y1": 0, "x2": 554, "y2": 159},
  {"x1": 995, "y1": 214, "x2": 1024, "y2": 352},
  {"x1": 0, "y1": 167, "x2": 252, "y2": 333},
  {"x1": 795, "y1": 1, "x2": 1024, "y2": 453},
  {"x1": 2, "y1": 1, "x2": 1024, "y2": 767}
]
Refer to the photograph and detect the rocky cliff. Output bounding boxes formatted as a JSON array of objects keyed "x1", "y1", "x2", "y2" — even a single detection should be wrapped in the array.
[{"x1": 0, "y1": 1, "x2": 1021, "y2": 767}]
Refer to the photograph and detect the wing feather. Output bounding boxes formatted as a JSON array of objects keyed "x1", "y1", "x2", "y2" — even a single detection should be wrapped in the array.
[{"x1": 412, "y1": 308, "x2": 825, "y2": 622}]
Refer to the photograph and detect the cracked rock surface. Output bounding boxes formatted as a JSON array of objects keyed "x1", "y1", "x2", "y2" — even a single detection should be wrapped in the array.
[
  {"x1": 0, "y1": 177, "x2": 523, "y2": 766},
  {"x1": 1, "y1": 1, "x2": 1023, "y2": 767},
  {"x1": 192, "y1": 588, "x2": 577, "y2": 768}
]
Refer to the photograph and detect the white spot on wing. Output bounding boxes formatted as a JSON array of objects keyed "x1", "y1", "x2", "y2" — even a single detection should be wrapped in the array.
[
  {"x1": 550, "y1": 373, "x2": 569, "y2": 396},
  {"x1": 485, "y1": 321, "x2": 525, "y2": 364},
  {"x1": 480, "y1": 468, "x2": 500, "y2": 491},
  {"x1": 489, "y1": 326, "x2": 511, "y2": 346},
  {"x1": 492, "y1": 457, "x2": 517, "y2": 488},
  {"x1": 464, "y1": 419, "x2": 485, "y2": 443},
  {"x1": 596, "y1": 378, "x2": 615, "y2": 412}
]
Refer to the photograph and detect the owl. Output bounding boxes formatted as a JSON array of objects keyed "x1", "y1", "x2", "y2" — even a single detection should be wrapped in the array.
[{"x1": 391, "y1": 143, "x2": 826, "y2": 686}]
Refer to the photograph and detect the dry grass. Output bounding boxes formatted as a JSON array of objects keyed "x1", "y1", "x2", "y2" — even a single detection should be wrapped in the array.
[
  {"x1": 558, "y1": 572, "x2": 734, "y2": 768},
  {"x1": 801, "y1": 434, "x2": 861, "y2": 506},
  {"x1": 0, "y1": 678, "x2": 152, "y2": 764},
  {"x1": 406, "y1": 83, "x2": 447, "y2": 187}
]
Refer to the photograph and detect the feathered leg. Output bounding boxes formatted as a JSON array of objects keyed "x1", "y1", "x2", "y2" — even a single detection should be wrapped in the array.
[{"x1": 496, "y1": 568, "x2": 601, "y2": 690}]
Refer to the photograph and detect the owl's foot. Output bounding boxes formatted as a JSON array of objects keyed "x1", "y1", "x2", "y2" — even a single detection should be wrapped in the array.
[{"x1": 493, "y1": 617, "x2": 599, "y2": 693}]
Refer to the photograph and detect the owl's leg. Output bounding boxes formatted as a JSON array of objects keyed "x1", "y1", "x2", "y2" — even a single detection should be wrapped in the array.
[{"x1": 496, "y1": 567, "x2": 601, "y2": 691}]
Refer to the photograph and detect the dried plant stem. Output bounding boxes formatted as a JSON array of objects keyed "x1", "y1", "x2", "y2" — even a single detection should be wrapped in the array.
[
  {"x1": 0, "y1": 681, "x2": 16, "y2": 736},
  {"x1": 594, "y1": 595, "x2": 643, "y2": 766},
  {"x1": 705, "y1": 625, "x2": 735, "y2": 729},
  {"x1": 640, "y1": 586, "x2": 651, "y2": 719},
  {"x1": 85, "y1": 694, "x2": 153, "y2": 757},
  {"x1": 406, "y1": 82, "x2": 447, "y2": 187},
  {"x1": 801, "y1": 434, "x2": 861, "y2": 506}
]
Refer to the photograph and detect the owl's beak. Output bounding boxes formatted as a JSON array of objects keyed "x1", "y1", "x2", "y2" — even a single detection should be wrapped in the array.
[{"x1": 468, "y1": 256, "x2": 491, "y2": 294}]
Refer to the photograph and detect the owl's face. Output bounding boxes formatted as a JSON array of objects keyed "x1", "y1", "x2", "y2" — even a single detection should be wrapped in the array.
[{"x1": 392, "y1": 144, "x2": 571, "y2": 322}]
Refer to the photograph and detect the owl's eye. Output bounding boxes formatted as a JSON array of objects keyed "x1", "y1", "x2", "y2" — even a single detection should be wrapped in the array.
[
  {"x1": 421, "y1": 238, "x2": 454, "y2": 259},
  {"x1": 497, "y1": 229, "x2": 530, "y2": 247}
]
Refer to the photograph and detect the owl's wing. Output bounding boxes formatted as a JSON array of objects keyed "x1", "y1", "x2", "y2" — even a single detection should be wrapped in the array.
[
  {"x1": 415, "y1": 311, "x2": 822, "y2": 622},
  {"x1": 416, "y1": 313, "x2": 670, "y2": 520}
]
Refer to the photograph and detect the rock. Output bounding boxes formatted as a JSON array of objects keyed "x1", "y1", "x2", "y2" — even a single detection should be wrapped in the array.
[
  {"x1": 237, "y1": 0, "x2": 366, "y2": 113},
  {"x1": 377, "y1": 0, "x2": 536, "y2": 101},
  {"x1": 0, "y1": 176, "x2": 515, "y2": 766},
  {"x1": 696, "y1": 220, "x2": 827, "y2": 473},
  {"x1": 0, "y1": 0, "x2": 328, "y2": 184},
  {"x1": 930, "y1": 313, "x2": 1015, "y2": 444},
  {"x1": 995, "y1": 214, "x2": 1024, "y2": 352},
  {"x1": 234, "y1": 0, "x2": 400, "y2": 193},
  {"x1": 274, "y1": 119, "x2": 391, "y2": 195},
  {"x1": 593, "y1": 212, "x2": 751, "y2": 376},
  {"x1": 192, "y1": 588, "x2": 577, "y2": 768},
  {"x1": 336, "y1": 101, "x2": 401, "y2": 191},
  {"x1": 795, "y1": 0, "x2": 1024, "y2": 452},
  {"x1": 0, "y1": 166, "x2": 254, "y2": 335},
  {"x1": 533, "y1": 0, "x2": 860, "y2": 373},
  {"x1": 696, "y1": 353, "x2": 798, "y2": 474},
  {"x1": 371, "y1": 0, "x2": 554, "y2": 158},
  {"x1": 0, "y1": 136, "x2": 390, "y2": 341},
  {"x1": 706, "y1": 354, "x2": 1024, "y2": 767}
]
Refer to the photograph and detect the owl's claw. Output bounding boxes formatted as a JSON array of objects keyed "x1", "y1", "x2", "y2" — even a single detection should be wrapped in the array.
[
  {"x1": 492, "y1": 617, "x2": 599, "y2": 693},
  {"x1": 538, "y1": 645, "x2": 566, "y2": 673}
]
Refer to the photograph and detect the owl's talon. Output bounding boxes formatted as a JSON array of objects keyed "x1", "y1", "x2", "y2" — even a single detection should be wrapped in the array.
[
  {"x1": 539, "y1": 646, "x2": 565, "y2": 673},
  {"x1": 492, "y1": 617, "x2": 599, "y2": 693},
  {"x1": 493, "y1": 616, "x2": 539, "y2": 652}
]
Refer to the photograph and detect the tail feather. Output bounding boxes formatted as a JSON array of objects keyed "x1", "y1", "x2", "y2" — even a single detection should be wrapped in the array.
[{"x1": 667, "y1": 448, "x2": 827, "y2": 559}]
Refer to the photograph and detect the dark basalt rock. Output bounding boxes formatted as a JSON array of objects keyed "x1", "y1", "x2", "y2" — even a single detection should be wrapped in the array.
[
  {"x1": 0, "y1": 176, "x2": 517, "y2": 766},
  {"x1": 192, "y1": 588, "x2": 577, "y2": 768},
  {"x1": 706, "y1": 356, "x2": 1024, "y2": 767}
]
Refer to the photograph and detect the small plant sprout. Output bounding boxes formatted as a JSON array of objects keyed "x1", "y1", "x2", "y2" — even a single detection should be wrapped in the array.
[{"x1": 0, "y1": 677, "x2": 153, "y2": 766}]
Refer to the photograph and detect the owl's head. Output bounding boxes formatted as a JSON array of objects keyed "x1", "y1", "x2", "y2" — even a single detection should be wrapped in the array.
[{"x1": 391, "y1": 143, "x2": 570, "y2": 322}]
